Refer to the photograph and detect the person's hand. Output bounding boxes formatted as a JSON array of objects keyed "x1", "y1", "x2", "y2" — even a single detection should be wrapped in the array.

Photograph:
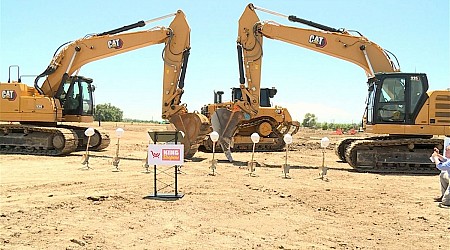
[
  {"x1": 432, "y1": 148, "x2": 444, "y2": 163},
  {"x1": 432, "y1": 147, "x2": 443, "y2": 158}
]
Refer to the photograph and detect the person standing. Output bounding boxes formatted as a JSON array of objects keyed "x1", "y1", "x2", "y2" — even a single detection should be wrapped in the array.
[{"x1": 431, "y1": 145, "x2": 450, "y2": 208}]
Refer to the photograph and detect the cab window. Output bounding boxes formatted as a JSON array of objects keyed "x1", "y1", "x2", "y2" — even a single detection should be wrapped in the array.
[{"x1": 377, "y1": 77, "x2": 406, "y2": 122}]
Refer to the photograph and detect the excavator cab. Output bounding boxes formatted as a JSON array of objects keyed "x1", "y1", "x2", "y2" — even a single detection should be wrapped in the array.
[
  {"x1": 366, "y1": 73, "x2": 428, "y2": 125},
  {"x1": 56, "y1": 76, "x2": 95, "y2": 117}
]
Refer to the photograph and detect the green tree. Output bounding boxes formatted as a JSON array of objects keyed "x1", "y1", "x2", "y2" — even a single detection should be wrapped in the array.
[
  {"x1": 94, "y1": 103, "x2": 123, "y2": 122},
  {"x1": 302, "y1": 113, "x2": 317, "y2": 128}
]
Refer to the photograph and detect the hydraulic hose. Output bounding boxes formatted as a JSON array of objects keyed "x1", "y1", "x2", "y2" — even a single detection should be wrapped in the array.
[
  {"x1": 178, "y1": 49, "x2": 190, "y2": 89},
  {"x1": 288, "y1": 15, "x2": 343, "y2": 33},
  {"x1": 96, "y1": 21, "x2": 146, "y2": 36},
  {"x1": 237, "y1": 44, "x2": 245, "y2": 85}
]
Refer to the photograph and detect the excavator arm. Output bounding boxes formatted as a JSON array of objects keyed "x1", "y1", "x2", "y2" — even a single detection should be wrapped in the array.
[
  {"x1": 236, "y1": 3, "x2": 400, "y2": 117},
  {"x1": 36, "y1": 10, "x2": 191, "y2": 120}
]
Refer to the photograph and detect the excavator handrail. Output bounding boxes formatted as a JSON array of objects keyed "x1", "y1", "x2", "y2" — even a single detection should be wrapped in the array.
[{"x1": 8, "y1": 65, "x2": 20, "y2": 83}]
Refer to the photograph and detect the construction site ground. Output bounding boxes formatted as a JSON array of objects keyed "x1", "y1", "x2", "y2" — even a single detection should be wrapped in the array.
[{"x1": 1, "y1": 122, "x2": 449, "y2": 249}]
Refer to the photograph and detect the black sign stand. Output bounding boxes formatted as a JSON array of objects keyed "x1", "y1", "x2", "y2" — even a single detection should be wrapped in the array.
[{"x1": 144, "y1": 130, "x2": 184, "y2": 200}]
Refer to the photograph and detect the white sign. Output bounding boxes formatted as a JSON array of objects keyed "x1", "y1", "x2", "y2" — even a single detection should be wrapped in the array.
[{"x1": 148, "y1": 144, "x2": 184, "y2": 166}]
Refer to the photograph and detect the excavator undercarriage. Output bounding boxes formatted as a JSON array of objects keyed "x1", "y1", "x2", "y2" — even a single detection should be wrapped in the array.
[
  {"x1": 336, "y1": 136, "x2": 443, "y2": 174},
  {"x1": 200, "y1": 116, "x2": 299, "y2": 152},
  {"x1": 0, "y1": 123, "x2": 110, "y2": 155}
]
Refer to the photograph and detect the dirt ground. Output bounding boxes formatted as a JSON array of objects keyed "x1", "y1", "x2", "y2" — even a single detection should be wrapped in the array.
[{"x1": 0, "y1": 122, "x2": 449, "y2": 249}]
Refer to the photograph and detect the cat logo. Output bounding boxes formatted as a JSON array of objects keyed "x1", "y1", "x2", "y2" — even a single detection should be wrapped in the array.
[
  {"x1": 309, "y1": 34, "x2": 327, "y2": 48},
  {"x1": 1, "y1": 90, "x2": 17, "y2": 101},
  {"x1": 107, "y1": 38, "x2": 123, "y2": 49}
]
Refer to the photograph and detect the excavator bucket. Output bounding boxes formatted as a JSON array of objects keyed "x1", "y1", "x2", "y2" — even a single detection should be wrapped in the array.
[
  {"x1": 169, "y1": 113, "x2": 211, "y2": 159},
  {"x1": 211, "y1": 108, "x2": 244, "y2": 162}
]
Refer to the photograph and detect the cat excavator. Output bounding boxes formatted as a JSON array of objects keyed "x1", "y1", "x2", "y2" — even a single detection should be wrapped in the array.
[
  {"x1": 212, "y1": 3, "x2": 450, "y2": 173},
  {"x1": 0, "y1": 10, "x2": 210, "y2": 158}
]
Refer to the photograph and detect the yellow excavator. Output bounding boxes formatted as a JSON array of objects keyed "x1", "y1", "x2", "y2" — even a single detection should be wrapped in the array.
[
  {"x1": 212, "y1": 3, "x2": 450, "y2": 173},
  {"x1": 0, "y1": 10, "x2": 210, "y2": 158},
  {"x1": 200, "y1": 87, "x2": 300, "y2": 153}
]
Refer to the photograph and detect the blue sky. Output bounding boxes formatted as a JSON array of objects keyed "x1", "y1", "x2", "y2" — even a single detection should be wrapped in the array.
[{"x1": 1, "y1": 0, "x2": 449, "y2": 123}]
